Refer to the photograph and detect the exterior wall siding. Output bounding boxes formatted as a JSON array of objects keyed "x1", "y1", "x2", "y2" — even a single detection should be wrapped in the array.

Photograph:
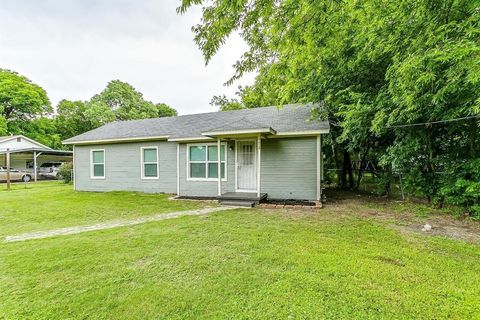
[
  {"x1": 261, "y1": 137, "x2": 317, "y2": 200},
  {"x1": 74, "y1": 141, "x2": 177, "y2": 193},
  {"x1": 73, "y1": 137, "x2": 319, "y2": 200}
]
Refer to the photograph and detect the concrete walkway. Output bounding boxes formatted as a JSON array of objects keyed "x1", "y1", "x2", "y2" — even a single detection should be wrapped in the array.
[{"x1": 5, "y1": 206, "x2": 238, "y2": 243}]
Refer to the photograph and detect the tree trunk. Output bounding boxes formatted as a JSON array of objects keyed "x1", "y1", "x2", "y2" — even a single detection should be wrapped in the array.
[
  {"x1": 355, "y1": 145, "x2": 371, "y2": 190},
  {"x1": 341, "y1": 149, "x2": 354, "y2": 190}
]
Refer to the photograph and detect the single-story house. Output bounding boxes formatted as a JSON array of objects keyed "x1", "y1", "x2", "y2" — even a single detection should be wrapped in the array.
[
  {"x1": 0, "y1": 135, "x2": 73, "y2": 181},
  {"x1": 63, "y1": 104, "x2": 330, "y2": 204}
]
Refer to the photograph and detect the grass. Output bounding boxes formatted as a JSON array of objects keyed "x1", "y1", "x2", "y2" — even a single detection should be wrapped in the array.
[
  {"x1": 1, "y1": 182, "x2": 479, "y2": 319},
  {"x1": 0, "y1": 181, "x2": 211, "y2": 237}
]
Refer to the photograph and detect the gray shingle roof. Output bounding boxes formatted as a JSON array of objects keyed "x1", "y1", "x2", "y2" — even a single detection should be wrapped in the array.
[{"x1": 64, "y1": 103, "x2": 329, "y2": 144}]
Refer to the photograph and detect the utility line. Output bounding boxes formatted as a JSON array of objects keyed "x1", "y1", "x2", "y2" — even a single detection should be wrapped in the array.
[{"x1": 330, "y1": 115, "x2": 480, "y2": 129}]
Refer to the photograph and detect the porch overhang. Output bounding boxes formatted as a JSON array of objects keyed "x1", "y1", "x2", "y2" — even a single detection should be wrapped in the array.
[{"x1": 201, "y1": 127, "x2": 277, "y2": 139}]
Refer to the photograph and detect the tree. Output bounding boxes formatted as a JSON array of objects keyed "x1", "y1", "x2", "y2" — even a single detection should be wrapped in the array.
[
  {"x1": 0, "y1": 68, "x2": 52, "y2": 131},
  {"x1": 91, "y1": 80, "x2": 164, "y2": 121},
  {"x1": 55, "y1": 100, "x2": 97, "y2": 141},
  {"x1": 155, "y1": 103, "x2": 178, "y2": 117},
  {"x1": 210, "y1": 94, "x2": 244, "y2": 111},
  {"x1": 179, "y1": 0, "x2": 480, "y2": 213},
  {"x1": 55, "y1": 80, "x2": 178, "y2": 143}
]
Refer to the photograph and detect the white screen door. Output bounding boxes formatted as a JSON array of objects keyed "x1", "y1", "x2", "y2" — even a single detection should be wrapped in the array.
[{"x1": 236, "y1": 140, "x2": 257, "y2": 191}]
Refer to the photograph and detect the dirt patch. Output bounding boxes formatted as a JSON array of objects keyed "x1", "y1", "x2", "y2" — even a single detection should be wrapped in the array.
[
  {"x1": 394, "y1": 218, "x2": 480, "y2": 243},
  {"x1": 320, "y1": 191, "x2": 480, "y2": 244}
]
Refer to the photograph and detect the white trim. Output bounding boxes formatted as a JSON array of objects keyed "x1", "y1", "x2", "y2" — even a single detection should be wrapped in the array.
[
  {"x1": 140, "y1": 146, "x2": 159, "y2": 180},
  {"x1": 257, "y1": 135, "x2": 261, "y2": 197},
  {"x1": 217, "y1": 138, "x2": 221, "y2": 196},
  {"x1": 234, "y1": 140, "x2": 238, "y2": 190},
  {"x1": 73, "y1": 145, "x2": 76, "y2": 190},
  {"x1": 90, "y1": 149, "x2": 105, "y2": 179},
  {"x1": 176, "y1": 144, "x2": 180, "y2": 195},
  {"x1": 274, "y1": 129, "x2": 330, "y2": 137},
  {"x1": 168, "y1": 136, "x2": 213, "y2": 142},
  {"x1": 316, "y1": 135, "x2": 321, "y2": 201},
  {"x1": 235, "y1": 139, "x2": 257, "y2": 192},
  {"x1": 202, "y1": 127, "x2": 276, "y2": 137},
  {"x1": 64, "y1": 135, "x2": 169, "y2": 145},
  {"x1": 186, "y1": 142, "x2": 227, "y2": 182},
  {"x1": 0, "y1": 135, "x2": 52, "y2": 150}
]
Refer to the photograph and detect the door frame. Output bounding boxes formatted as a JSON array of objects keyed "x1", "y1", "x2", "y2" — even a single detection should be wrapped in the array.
[{"x1": 235, "y1": 139, "x2": 257, "y2": 193}]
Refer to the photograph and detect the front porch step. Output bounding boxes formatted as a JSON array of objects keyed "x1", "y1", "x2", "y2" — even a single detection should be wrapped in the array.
[
  {"x1": 218, "y1": 192, "x2": 268, "y2": 203},
  {"x1": 219, "y1": 200, "x2": 255, "y2": 208}
]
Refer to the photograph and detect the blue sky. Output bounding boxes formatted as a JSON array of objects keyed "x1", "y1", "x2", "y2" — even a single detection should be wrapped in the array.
[{"x1": 0, "y1": 0, "x2": 254, "y2": 114}]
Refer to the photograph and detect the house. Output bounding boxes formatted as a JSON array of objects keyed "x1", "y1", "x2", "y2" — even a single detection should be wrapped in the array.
[
  {"x1": 63, "y1": 104, "x2": 330, "y2": 204},
  {"x1": 0, "y1": 135, "x2": 73, "y2": 181}
]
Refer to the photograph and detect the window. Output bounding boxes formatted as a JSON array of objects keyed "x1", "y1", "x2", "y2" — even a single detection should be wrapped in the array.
[
  {"x1": 141, "y1": 147, "x2": 158, "y2": 179},
  {"x1": 188, "y1": 144, "x2": 226, "y2": 180},
  {"x1": 91, "y1": 149, "x2": 105, "y2": 179}
]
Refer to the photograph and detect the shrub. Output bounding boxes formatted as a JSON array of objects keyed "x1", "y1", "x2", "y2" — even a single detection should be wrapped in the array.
[
  {"x1": 438, "y1": 159, "x2": 480, "y2": 217},
  {"x1": 57, "y1": 162, "x2": 73, "y2": 184}
]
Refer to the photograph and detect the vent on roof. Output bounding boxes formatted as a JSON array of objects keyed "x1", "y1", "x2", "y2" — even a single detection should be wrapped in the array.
[{"x1": 16, "y1": 137, "x2": 21, "y2": 142}]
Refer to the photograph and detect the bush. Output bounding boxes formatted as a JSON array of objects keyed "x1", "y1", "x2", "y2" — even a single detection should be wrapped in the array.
[
  {"x1": 438, "y1": 159, "x2": 480, "y2": 217},
  {"x1": 57, "y1": 162, "x2": 73, "y2": 184}
]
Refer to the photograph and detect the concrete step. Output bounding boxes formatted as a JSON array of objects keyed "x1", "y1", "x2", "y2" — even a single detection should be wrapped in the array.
[{"x1": 219, "y1": 200, "x2": 255, "y2": 208}]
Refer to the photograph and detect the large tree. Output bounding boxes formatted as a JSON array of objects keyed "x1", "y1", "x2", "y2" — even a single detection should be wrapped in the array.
[
  {"x1": 179, "y1": 0, "x2": 480, "y2": 213},
  {"x1": 55, "y1": 80, "x2": 177, "y2": 142},
  {"x1": 0, "y1": 68, "x2": 52, "y2": 134},
  {"x1": 90, "y1": 80, "x2": 176, "y2": 121}
]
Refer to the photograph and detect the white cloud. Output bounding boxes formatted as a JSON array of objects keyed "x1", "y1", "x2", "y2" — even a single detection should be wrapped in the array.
[{"x1": 0, "y1": 0, "x2": 255, "y2": 114}]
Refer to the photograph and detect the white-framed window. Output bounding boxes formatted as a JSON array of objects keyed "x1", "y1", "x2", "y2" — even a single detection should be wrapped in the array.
[
  {"x1": 187, "y1": 143, "x2": 227, "y2": 181},
  {"x1": 141, "y1": 146, "x2": 159, "y2": 179},
  {"x1": 90, "y1": 149, "x2": 105, "y2": 179}
]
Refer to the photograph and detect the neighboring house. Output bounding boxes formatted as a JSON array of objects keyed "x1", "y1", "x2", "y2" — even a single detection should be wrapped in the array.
[
  {"x1": 64, "y1": 104, "x2": 330, "y2": 203},
  {"x1": 0, "y1": 135, "x2": 73, "y2": 181}
]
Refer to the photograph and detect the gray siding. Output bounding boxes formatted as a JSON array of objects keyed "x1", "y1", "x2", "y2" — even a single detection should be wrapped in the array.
[
  {"x1": 74, "y1": 141, "x2": 177, "y2": 193},
  {"x1": 73, "y1": 137, "x2": 320, "y2": 200},
  {"x1": 178, "y1": 141, "x2": 236, "y2": 197},
  {"x1": 261, "y1": 137, "x2": 317, "y2": 200}
]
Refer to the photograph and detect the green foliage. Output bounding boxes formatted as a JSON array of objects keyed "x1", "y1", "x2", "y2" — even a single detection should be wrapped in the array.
[
  {"x1": 155, "y1": 103, "x2": 178, "y2": 117},
  {"x1": 0, "y1": 70, "x2": 177, "y2": 149},
  {"x1": 0, "y1": 116, "x2": 7, "y2": 136},
  {"x1": 57, "y1": 162, "x2": 73, "y2": 183},
  {"x1": 210, "y1": 94, "x2": 244, "y2": 111},
  {"x1": 180, "y1": 0, "x2": 480, "y2": 213},
  {"x1": 439, "y1": 159, "x2": 480, "y2": 217},
  {"x1": 90, "y1": 80, "x2": 146, "y2": 120},
  {"x1": 90, "y1": 80, "x2": 175, "y2": 121},
  {"x1": 55, "y1": 100, "x2": 95, "y2": 141},
  {"x1": 0, "y1": 69, "x2": 51, "y2": 124},
  {"x1": 54, "y1": 81, "x2": 178, "y2": 143}
]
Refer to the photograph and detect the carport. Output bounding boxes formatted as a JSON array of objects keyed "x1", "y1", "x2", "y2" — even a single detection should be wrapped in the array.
[{"x1": 0, "y1": 147, "x2": 73, "y2": 186}]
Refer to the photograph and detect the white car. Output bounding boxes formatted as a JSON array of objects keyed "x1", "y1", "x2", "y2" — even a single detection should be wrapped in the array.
[
  {"x1": 0, "y1": 167, "x2": 32, "y2": 182},
  {"x1": 38, "y1": 162, "x2": 65, "y2": 179}
]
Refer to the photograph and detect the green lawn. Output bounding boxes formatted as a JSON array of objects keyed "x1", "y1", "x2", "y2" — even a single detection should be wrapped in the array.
[
  {"x1": 0, "y1": 181, "x2": 211, "y2": 237},
  {"x1": 1, "y1": 182, "x2": 479, "y2": 319}
]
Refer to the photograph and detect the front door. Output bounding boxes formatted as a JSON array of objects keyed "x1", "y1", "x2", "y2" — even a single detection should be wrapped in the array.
[{"x1": 236, "y1": 140, "x2": 256, "y2": 192}]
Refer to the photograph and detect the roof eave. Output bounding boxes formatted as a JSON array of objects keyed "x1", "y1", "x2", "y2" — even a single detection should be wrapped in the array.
[
  {"x1": 274, "y1": 129, "x2": 330, "y2": 137},
  {"x1": 0, "y1": 148, "x2": 73, "y2": 155},
  {"x1": 63, "y1": 135, "x2": 170, "y2": 145},
  {"x1": 201, "y1": 127, "x2": 277, "y2": 138}
]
